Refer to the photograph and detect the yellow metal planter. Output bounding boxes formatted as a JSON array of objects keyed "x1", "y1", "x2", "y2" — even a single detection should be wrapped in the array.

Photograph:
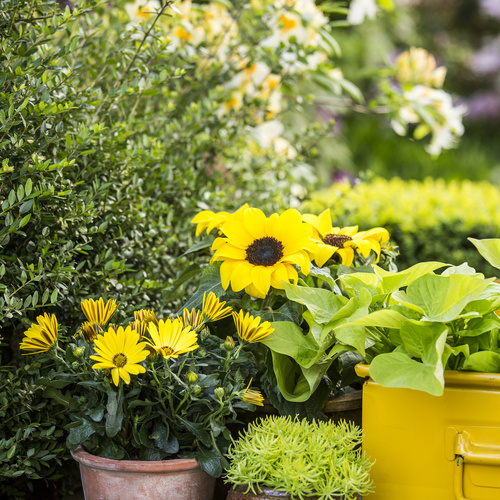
[{"x1": 355, "y1": 364, "x2": 500, "y2": 500}]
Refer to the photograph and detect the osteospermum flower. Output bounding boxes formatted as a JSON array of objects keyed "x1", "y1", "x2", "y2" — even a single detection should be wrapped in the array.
[
  {"x1": 302, "y1": 209, "x2": 389, "y2": 267},
  {"x1": 182, "y1": 308, "x2": 204, "y2": 332},
  {"x1": 210, "y1": 208, "x2": 315, "y2": 298},
  {"x1": 202, "y1": 292, "x2": 232, "y2": 322},
  {"x1": 80, "y1": 321, "x2": 102, "y2": 342},
  {"x1": 134, "y1": 309, "x2": 159, "y2": 326},
  {"x1": 241, "y1": 379, "x2": 264, "y2": 406},
  {"x1": 81, "y1": 298, "x2": 118, "y2": 326},
  {"x1": 146, "y1": 318, "x2": 199, "y2": 359},
  {"x1": 90, "y1": 325, "x2": 148, "y2": 386},
  {"x1": 20, "y1": 313, "x2": 58, "y2": 354},
  {"x1": 233, "y1": 310, "x2": 273, "y2": 343},
  {"x1": 191, "y1": 204, "x2": 248, "y2": 237}
]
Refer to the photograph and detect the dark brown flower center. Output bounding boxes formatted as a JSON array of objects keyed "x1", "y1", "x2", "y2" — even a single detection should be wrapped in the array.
[
  {"x1": 246, "y1": 237, "x2": 284, "y2": 266},
  {"x1": 113, "y1": 353, "x2": 127, "y2": 368},
  {"x1": 323, "y1": 234, "x2": 352, "y2": 248}
]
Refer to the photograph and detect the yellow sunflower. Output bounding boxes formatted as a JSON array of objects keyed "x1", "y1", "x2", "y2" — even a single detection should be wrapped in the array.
[
  {"x1": 210, "y1": 208, "x2": 315, "y2": 298},
  {"x1": 146, "y1": 318, "x2": 199, "y2": 359},
  {"x1": 81, "y1": 298, "x2": 118, "y2": 326},
  {"x1": 302, "y1": 209, "x2": 390, "y2": 267},
  {"x1": 20, "y1": 313, "x2": 59, "y2": 354},
  {"x1": 233, "y1": 310, "x2": 273, "y2": 343},
  {"x1": 191, "y1": 204, "x2": 248, "y2": 237},
  {"x1": 90, "y1": 325, "x2": 148, "y2": 386},
  {"x1": 202, "y1": 292, "x2": 232, "y2": 322},
  {"x1": 241, "y1": 379, "x2": 264, "y2": 406}
]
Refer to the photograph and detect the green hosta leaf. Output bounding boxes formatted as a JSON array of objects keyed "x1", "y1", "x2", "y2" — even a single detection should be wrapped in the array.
[
  {"x1": 265, "y1": 321, "x2": 319, "y2": 368},
  {"x1": 469, "y1": 238, "x2": 500, "y2": 271},
  {"x1": 400, "y1": 274, "x2": 494, "y2": 322},
  {"x1": 462, "y1": 351, "x2": 500, "y2": 373},
  {"x1": 370, "y1": 352, "x2": 445, "y2": 396},
  {"x1": 283, "y1": 282, "x2": 348, "y2": 324}
]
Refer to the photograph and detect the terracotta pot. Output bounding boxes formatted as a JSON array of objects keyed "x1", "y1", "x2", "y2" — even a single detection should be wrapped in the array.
[
  {"x1": 226, "y1": 485, "x2": 359, "y2": 499},
  {"x1": 71, "y1": 446, "x2": 215, "y2": 500}
]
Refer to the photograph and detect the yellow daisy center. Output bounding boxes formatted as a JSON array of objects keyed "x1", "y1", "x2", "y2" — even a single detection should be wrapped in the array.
[
  {"x1": 113, "y1": 353, "x2": 128, "y2": 368},
  {"x1": 246, "y1": 237, "x2": 284, "y2": 266},
  {"x1": 160, "y1": 346, "x2": 175, "y2": 357},
  {"x1": 323, "y1": 234, "x2": 352, "y2": 248}
]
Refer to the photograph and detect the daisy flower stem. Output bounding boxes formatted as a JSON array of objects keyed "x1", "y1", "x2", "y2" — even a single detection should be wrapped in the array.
[{"x1": 151, "y1": 364, "x2": 169, "y2": 414}]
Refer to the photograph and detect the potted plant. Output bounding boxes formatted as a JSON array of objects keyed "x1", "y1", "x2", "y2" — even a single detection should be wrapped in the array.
[
  {"x1": 224, "y1": 415, "x2": 373, "y2": 500},
  {"x1": 19, "y1": 293, "x2": 268, "y2": 500},
  {"x1": 188, "y1": 205, "x2": 395, "y2": 421},
  {"x1": 278, "y1": 238, "x2": 500, "y2": 499}
]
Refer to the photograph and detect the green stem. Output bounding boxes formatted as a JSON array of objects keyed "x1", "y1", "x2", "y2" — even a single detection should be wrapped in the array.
[{"x1": 151, "y1": 364, "x2": 169, "y2": 414}]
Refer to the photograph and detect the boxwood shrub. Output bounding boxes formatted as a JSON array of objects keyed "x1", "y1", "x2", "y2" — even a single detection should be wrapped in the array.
[{"x1": 305, "y1": 177, "x2": 500, "y2": 276}]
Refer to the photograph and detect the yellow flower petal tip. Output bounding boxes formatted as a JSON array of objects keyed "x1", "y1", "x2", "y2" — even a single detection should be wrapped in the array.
[
  {"x1": 81, "y1": 298, "x2": 118, "y2": 326},
  {"x1": 202, "y1": 292, "x2": 232, "y2": 323},
  {"x1": 233, "y1": 310, "x2": 273, "y2": 343},
  {"x1": 20, "y1": 313, "x2": 59, "y2": 354}
]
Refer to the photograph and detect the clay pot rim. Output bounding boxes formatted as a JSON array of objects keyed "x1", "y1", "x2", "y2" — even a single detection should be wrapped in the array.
[{"x1": 71, "y1": 445, "x2": 201, "y2": 473}]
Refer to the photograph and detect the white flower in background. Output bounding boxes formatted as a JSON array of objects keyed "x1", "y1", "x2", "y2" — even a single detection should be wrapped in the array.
[
  {"x1": 396, "y1": 48, "x2": 447, "y2": 88},
  {"x1": 250, "y1": 120, "x2": 297, "y2": 158},
  {"x1": 348, "y1": 0, "x2": 378, "y2": 24},
  {"x1": 392, "y1": 85, "x2": 467, "y2": 155},
  {"x1": 125, "y1": 0, "x2": 161, "y2": 23}
]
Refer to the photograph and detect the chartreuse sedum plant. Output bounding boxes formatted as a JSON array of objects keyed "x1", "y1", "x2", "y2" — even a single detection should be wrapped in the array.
[
  {"x1": 224, "y1": 416, "x2": 373, "y2": 499},
  {"x1": 19, "y1": 294, "x2": 266, "y2": 476}
]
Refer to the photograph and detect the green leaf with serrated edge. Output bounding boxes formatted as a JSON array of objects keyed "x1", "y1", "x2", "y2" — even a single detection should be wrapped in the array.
[
  {"x1": 462, "y1": 351, "x2": 500, "y2": 372},
  {"x1": 469, "y1": 238, "x2": 500, "y2": 271},
  {"x1": 403, "y1": 274, "x2": 494, "y2": 322},
  {"x1": 283, "y1": 281, "x2": 348, "y2": 324},
  {"x1": 369, "y1": 352, "x2": 445, "y2": 396},
  {"x1": 264, "y1": 321, "x2": 319, "y2": 368}
]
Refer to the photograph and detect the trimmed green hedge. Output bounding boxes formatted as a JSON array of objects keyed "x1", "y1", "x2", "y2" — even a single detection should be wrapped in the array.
[{"x1": 305, "y1": 177, "x2": 500, "y2": 276}]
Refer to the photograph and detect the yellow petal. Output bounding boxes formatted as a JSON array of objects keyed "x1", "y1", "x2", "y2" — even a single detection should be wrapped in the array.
[{"x1": 250, "y1": 266, "x2": 273, "y2": 296}]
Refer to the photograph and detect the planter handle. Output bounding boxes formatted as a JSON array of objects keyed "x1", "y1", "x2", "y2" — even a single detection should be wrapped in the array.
[{"x1": 450, "y1": 429, "x2": 500, "y2": 500}]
